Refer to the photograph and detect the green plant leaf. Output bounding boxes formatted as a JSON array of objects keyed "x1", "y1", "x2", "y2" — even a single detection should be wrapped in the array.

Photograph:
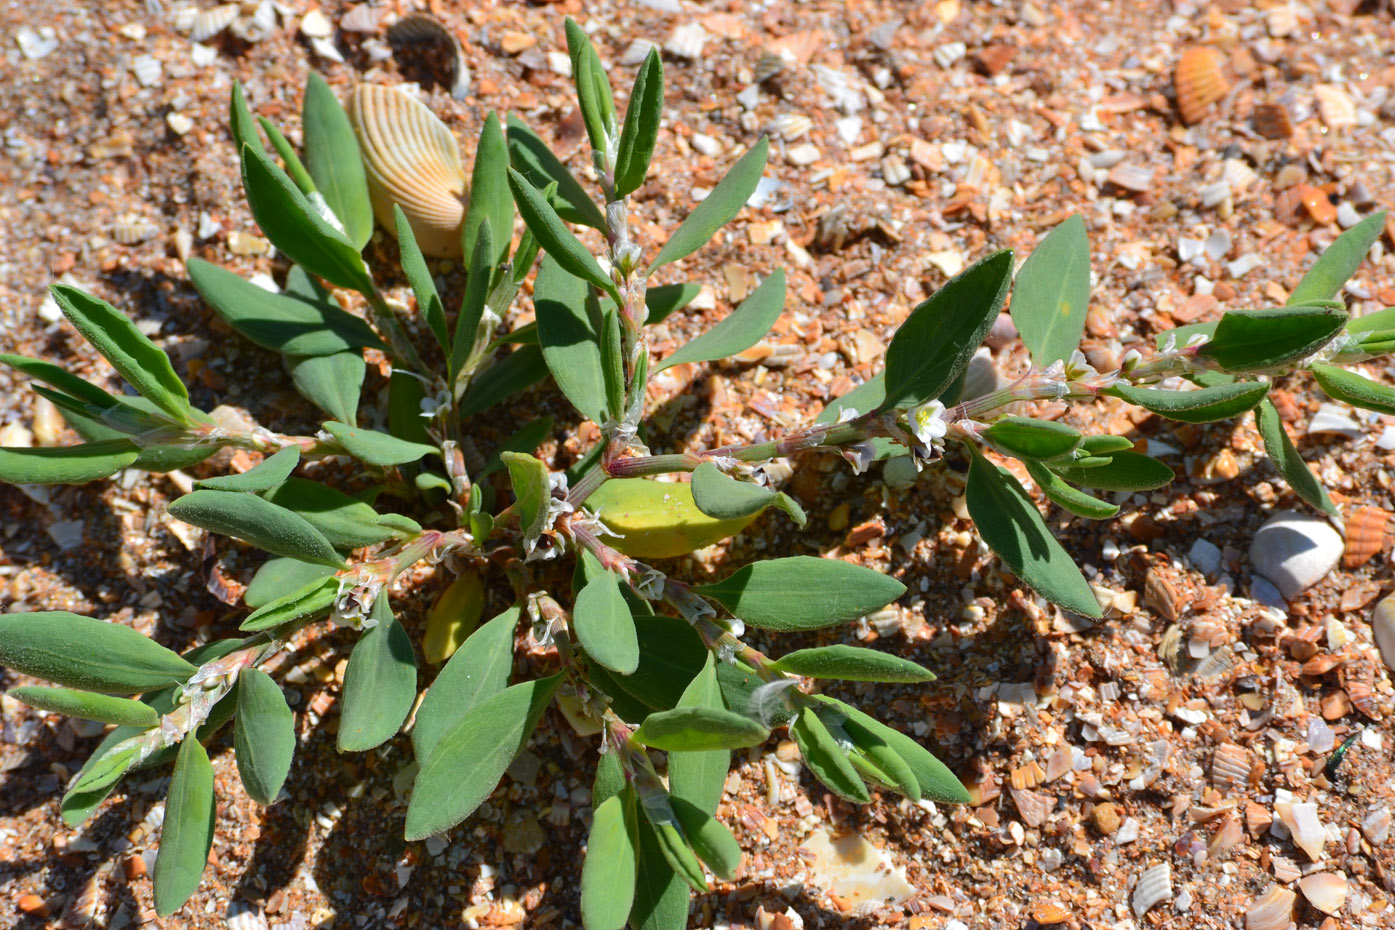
[
  {"x1": 817, "y1": 696, "x2": 968, "y2": 803},
  {"x1": 50, "y1": 285, "x2": 191, "y2": 422},
  {"x1": 458, "y1": 344, "x2": 550, "y2": 418},
  {"x1": 533, "y1": 255, "x2": 608, "y2": 423},
  {"x1": 505, "y1": 114, "x2": 607, "y2": 230},
  {"x1": 479, "y1": 417, "x2": 555, "y2": 478},
  {"x1": 881, "y1": 250, "x2": 1014, "y2": 410},
  {"x1": 1198, "y1": 305, "x2": 1347, "y2": 373},
  {"x1": 153, "y1": 737, "x2": 215, "y2": 916},
  {"x1": 1255, "y1": 398, "x2": 1337, "y2": 517},
  {"x1": 196, "y1": 446, "x2": 300, "y2": 493},
  {"x1": 259, "y1": 117, "x2": 317, "y2": 194},
  {"x1": 1288, "y1": 210, "x2": 1387, "y2": 306},
  {"x1": 233, "y1": 668, "x2": 296, "y2": 804},
  {"x1": 1024, "y1": 460, "x2": 1120, "y2": 519},
  {"x1": 600, "y1": 307, "x2": 625, "y2": 420},
  {"x1": 669, "y1": 795, "x2": 741, "y2": 880},
  {"x1": 1110, "y1": 380, "x2": 1270, "y2": 423},
  {"x1": 8, "y1": 685, "x2": 159, "y2": 727},
  {"x1": 1010, "y1": 214, "x2": 1091, "y2": 367},
  {"x1": 62, "y1": 743, "x2": 138, "y2": 826},
  {"x1": 170, "y1": 488, "x2": 348, "y2": 568},
  {"x1": 263, "y1": 478, "x2": 402, "y2": 551},
  {"x1": 187, "y1": 258, "x2": 385, "y2": 356},
  {"x1": 467, "y1": 112, "x2": 514, "y2": 266},
  {"x1": 585, "y1": 615, "x2": 707, "y2": 721},
  {"x1": 0, "y1": 439, "x2": 140, "y2": 485},
  {"x1": 565, "y1": 18, "x2": 619, "y2": 157},
  {"x1": 770, "y1": 645, "x2": 934, "y2": 683},
  {"x1": 1311, "y1": 363, "x2": 1395, "y2": 415},
  {"x1": 790, "y1": 705, "x2": 869, "y2": 803},
  {"x1": 631, "y1": 815, "x2": 691, "y2": 930},
  {"x1": 452, "y1": 220, "x2": 496, "y2": 378},
  {"x1": 395, "y1": 204, "x2": 448, "y2": 352},
  {"x1": 646, "y1": 814, "x2": 709, "y2": 893},
  {"x1": 508, "y1": 168, "x2": 621, "y2": 305},
  {"x1": 338, "y1": 597, "x2": 417, "y2": 752},
  {"x1": 657, "y1": 269, "x2": 786, "y2": 371},
  {"x1": 0, "y1": 611, "x2": 195, "y2": 694},
  {"x1": 1050, "y1": 450, "x2": 1174, "y2": 491},
  {"x1": 241, "y1": 576, "x2": 338, "y2": 632},
  {"x1": 695, "y1": 556, "x2": 905, "y2": 632},
  {"x1": 615, "y1": 48, "x2": 664, "y2": 198},
  {"x1": 580, "y1": 792, "x2": 637, "y2": 930},
  {"x1": 288, "y1": 351, "x2": 364, "y2": 425},
  {"x1": 668, "y1": 655, "x2": 729, "y2": 816},
  {"x1": 1080, "y1": 435, "x2": 1135, "y2": 455},
  {"x1": 501, "y1": 451, "x2": 552, "y2": 542},
  {"x1": 1346, "y1": 305, "x2": 1395, "y2": 335},
  {"x1": 645, "y1": 282, "x2": 702, "y2": 325},
  {"x1": 647, "y1": 137, "x2": 769, "y2": 276},
  {"x1": 635, "y1": 706, "x2": 769, "y2": 751},
  {"x1": 593, "y1": 747, "x2": 625, "y2": 808},
  {"x1": 574, "y1": 551, "x2": 640, "y2": 675},
  {"x1": 230, "y1": 81, "x2": 263, "y2": 154},
  {"x1": 1, "y1": 354, "x2": 121, "y2": 411},
  {"x1": 840, "y1": 715, "x2": 920, "y2": 801},
  {"x1": 320, "y1": 421, "x2": 437, "y2": 467},
  {"x1": 980, "y1": 417, "x2": 1081, "y2": 460},
  {"x1": 303, "y1": 73, "x2": 373, "y2": 249},
  {"x1": 405, "y1": 674, "x2": 562, "y2": 840},
  {"x1": 240, "y1": 142, "x2": 375, "y2": 294},
  {"x1": 690, "y1": 460, "x2": 806, "y2": 527},
  {"x1": 245, "y1": 559, "x2": 336, "y2": 609},
  {"x1": 412, "y1": 606, "x2": 519, "y2": 760},
  {"x1": 965, "y1": 449, "x2": 1102, "y2": 618}
]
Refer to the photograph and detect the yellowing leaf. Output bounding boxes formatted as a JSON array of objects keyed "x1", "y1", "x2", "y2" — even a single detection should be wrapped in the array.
[{"x1": 423, "y1": 570, "x2": 485, "y2": 664}]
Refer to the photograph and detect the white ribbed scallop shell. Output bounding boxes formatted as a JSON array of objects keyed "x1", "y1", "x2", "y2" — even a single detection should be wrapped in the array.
[{"x1": 348, "y1": 85, "x2": 467, "y2": 257}]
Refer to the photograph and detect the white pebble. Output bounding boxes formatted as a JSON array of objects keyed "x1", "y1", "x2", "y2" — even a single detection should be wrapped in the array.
[
  {"x1": 1188, "y1": 538, "x2": 1222, "y2": 577},
  {"x1": 1249, "y1": 510, "x2": 1343, "y2": 599}
]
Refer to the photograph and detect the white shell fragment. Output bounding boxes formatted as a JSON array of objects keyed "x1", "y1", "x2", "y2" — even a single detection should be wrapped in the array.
[
  {"x1": 1249, "y1": 511, "x2": 1342, "y2": 599},
  {"x1": 803, "y1": 828, "x2": 914, "y2": 913},
  {"x1": 184, "y1": 3, "x2": 239, "y2": 42},
  {"x1": 1274, "y1": 800, "x2": 1326, "y2": 861},
  {"x1": 348, "y1": 84, "x2": 468, "y2": 258},
  {"x1": 1245, "y1": 886, "x2": 1296, "y2": 930},
  {"x1": 1297, "y1": 872, "x2": 1347, "y2": 916},
  {"x1": 15, "y1": 25, "x2": 59, "y2": 60},
  {"x1": 1131, "y1": 862, "x2": 1173, "y2": 918}
]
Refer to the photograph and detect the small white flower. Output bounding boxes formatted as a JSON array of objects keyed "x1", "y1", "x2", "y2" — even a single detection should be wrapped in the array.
[
  {"x1": 1184, "y1": 332, "x2": 1211, "y2": 349},
  {"x1": 1120, "y1": 348, "x2": 1143, "y2": 371},
  {"x1": 908, "y1": 399, "x2": 948, "y2": 448},
  {"x1": 1063, "y1": 349, "x2": 1098, "y2": 381},
  {"x1": 634, "y1": 567, "x2": 666, "y2": 601},
  {"x1": 843, "y1": 440, "x2": 878, "y2": 475},
  {"x1": 836, "y1": 406, "x2": 860, "y2": 424},
  {"x1": 1159, "y1": 333, "x2": 1179, "y2": 355}
]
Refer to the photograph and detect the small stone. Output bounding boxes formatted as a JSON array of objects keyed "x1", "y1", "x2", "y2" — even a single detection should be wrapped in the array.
[
  {"x1": 1188, "y1": 539, "x2": 1222, "y2": 577},
  {"x1": 131, "y1": 54, "x2": 162, "y2": 87},
  {"x1": 18, "y1": 895, "x2": 50, "y2": 917},
  {"x1": 664, "y1": 22, "x2": 707, "y2": 60},
  {"x1": 502, "y1": 811, "x2": 545, "y2": 854},
  {"x1": 1372, "y1": 596, "x2": 1395, "y2": 673},
  {"x1": 300, "y1": 9, "x2": 333, "y2": 39},
  {"x1": 786, "y1": 143, "x2": 820, "y2": 166},
  {"x1": 498, "y1": 31, "x2": 536, "y2": 54},
  {"x1": 882, "y1": 456, "x2": 919, "y2": 491},
  {"x1": 166, "y1": 112, "x2": 194, "y2": 136},
  {"x1": 1361, "y1": 806, "x2": 1390, "y2": 845},
  {"x1": 1091, "y1": 801, "x2": 1122, "y2": 835},
  {"x1": 15, "y1": 26, "x2": 58, "y2": 60},
  {"x1": 1249, "y1": 511, "x2": 1342, "y2": 599}
]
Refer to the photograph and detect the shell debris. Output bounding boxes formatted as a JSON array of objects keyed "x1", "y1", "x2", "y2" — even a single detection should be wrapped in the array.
[
  {"x1": 1245, "y1": 886, "x2": 1296, "y2": 930},
  {"x1": 1131, "y1": 862, "x2": 1173, "y2": 918},
  {"x1": 1175, "y1": 46, "x2": 1229, "y2": 124}
]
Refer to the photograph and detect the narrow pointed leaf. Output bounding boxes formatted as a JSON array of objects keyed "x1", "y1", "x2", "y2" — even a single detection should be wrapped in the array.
[
  {"x1": 1288, "y1": 210, "x2": 1387, "y2": 306},
  {"x1": 452, "y1": 220, "x2": 496, "y2": 376},
  {"x1": 1011, "y1": 214, "x2": 1091, "y2": 366},
  {"x1": 1024, "y1": 460, "x2": 1120, "y2": 519},
  {"x1": 169, "y1": 489, "x2": 346, "y2": 568},
  {"x1": 1255, "y1": 399, "x2": 1337, "y2": 516},
  {"x1": 413, "y1": 607, "x2": 519, "y2": 760},
  {"x1": 50, "y1": 285, "x2": 191, "y2": 421},
  {"x1": 646, "y1": 815, "x2": 709, "y2": 893},
  {"x1": 229, "y1": 81, "x2": 263, "y2": 154},
  {"x1": 0, "y1": 440, "x2": 139, "y2": 485},
  {"x1": 501, "y1": 451, "x2": 552, "y2": 542},
  {"x1": 153, "y1": 737, "x2": 215, "y2": 916},
  {"x1": 669, "y1": 796, "x2": 741, "y2": 880},
  {"x1": 842, "y1": 716, "x2": 920, "y2": 801},
  {"x1": 770, "y1": 645, "x2": 934, "y2": 683},
  {"x1": 466, "y1": 112, "x2": 514, "y2": 265},
  {"x1": 1198, "y1": 305, "x2": 1347, "y2": 372},
  {"x1": 817, "y1": 696, "x2": 969, "y2": 803},
  {"x1": 634, "y1": 706, "x2": 769, "y2": 751},
  {"x1": 647, "y1": 137, "x2": 768, "y2": 275},
  {"x1": 0, "y1": 612, "x2": 195, "y2": 694},
  {"x1": 303, "y1": 72, "x2": 373, "y2": 249},
  {"x1": 338, "y1": 598, "x2": 417, "y2": 751},
  {"x1": 405, "y1": 674, "x2": 562, "y2": 840},
  {"x1": 1311, "y1": 363, "x2": 1395, "y2": 415},
  {"x1": 657, "y1": 269, "x2": 785, "y2": 371},
  {"x1": 966, "y1": 449, "x2": 1102, "y2": 618},
  {"x1": 695, "y1": 556, "x2": 905, "y2": 632},
  {"x1": 574, "y1": 551, "x2": 640, "y2": 675},
  {"x1": 668, "y1": 655, "x2": 729, "y2": 816},
  {"x1": 631, "y1": 816, "x2": 691, "y2": 930},
  {"x1": 1050, "y1": 451, "x2": 1174, "y2": 491},
  {"x1": 320, "y1": 421, "x2": 436, "y2": 467},
  {"x1": 533, "y1": 256, "x2": 609, "y2": 423},
  {"x1": 1, "y1": 353, "x2": 120, "y2": 410},
  {"x1": 263, "y1": 478, "x2": 401, "y2": 551},
  {"x1": 287, "y1": 351, "x2": 365, "y2": 424},
  {"x1": 240, "y1": 576, "x2": 337, "y2": 632},
  {"x1": 565, "y1": 18, "x2": 618, "y2": 156},
  {"x1": 600, "y1": 306, "x2": 625, "y2": 420},
  {"x1": 62, "y1": 744, "x2": 138, "y2": 826},
  {"x1": 690, "y1": 460, "x2": 806, "y2": 526},
  {"x1": 882, "y1": 250, "x2": 1014, "y2": 410},
  {"x1": 645, "y1": 282, "x2": 702, "y2": 325},
  {"x1": 234, "y1": 669, "x2": 296, "y2": 804},
  {"x1": 505, "y1": 115, "x2": 607, "y2": 229},
  {"x1": 507, "y1": 167, "x2": 620, "y2": 304},
  {"x1": 615, "y1": 48, "x2": 664, "y2": 198},
  {"x1": 196, "y1": 446, "x2": 300, "y2": 492},
  {"x1": 790, "y1": 705, "x2": 869, "y2": 803},
  {"x1": 8, "y1": 685, "x2": 160, "y2": 727},
  {"x1": 580, "y1": 793, "x2": 637, "y2": 930},
  {"x1": 396, "y1": 204, "x2": 448, "y2": 352},
  {"x1": 259, "y1": 117, "x2": 317, "y2": 194},
  {"x1": 981, "y1": 416, "x2": 1081, "y2": 460}
]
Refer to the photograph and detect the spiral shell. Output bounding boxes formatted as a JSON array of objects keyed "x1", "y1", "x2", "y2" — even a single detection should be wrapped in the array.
[
  {"x1": 348, "y1": 84, "x2": 468, "y2": 258},
  {"x1": 1175, "y1": 46, "x2": 1229, "y2": 124}
]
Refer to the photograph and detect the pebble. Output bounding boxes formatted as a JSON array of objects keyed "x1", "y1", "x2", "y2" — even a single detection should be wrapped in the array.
[
  {"x1": 664, "y1": 22, "x2": 707, "y2": 60},
  {"x1": 1249, "y1": 511, "x2": 1342, "y2": 599},
  {"x1": 1188, "y1": 538, "x2": 1222, "y2": 577},
  {"x1": 1372, "y1": 596, "x2": 1395, "y2": 673},
  {"x1": 1090, "y1": 802, "x2": 1122, "y2": 835},
  {"x1": 882, "y1": 456, "x2": 919, "y2": 491},
  {"x1": 1306, "y1": 403, "x2": 1364, "y2": 438},
  {"x1": 15, "y1": 26, "x2": 59, "y2": 59}
]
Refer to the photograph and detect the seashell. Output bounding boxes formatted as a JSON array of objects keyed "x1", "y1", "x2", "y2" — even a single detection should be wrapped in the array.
[
  {"x1": 1253, "y1": 101, "x2": 1293, "y2": 139},
  {"x1": 1301, "y1": 653, "x2": 1344, "y2": 677},
  {"x1": 1271, "y1": 854, "x2": 1302, "y2": 882},
  {"x1": 1275, "y1": 800, "x2": 1326, "y2": 861},
  {"x1": 1009, "y1": 786, "x2": 1053, "y2": 827},
  {"x1": 1211, "y1": 743, "x2": 1253, "y2": 788},
  {"x1": 230, "y1": 1, "x2": 277, "y2": 44},
  {"x1": 1343, "y1": 506, "x2": 1390, "y2": 568},
  {"x1": 1361, "y1": 806, "x2": 1390, "y2": 845},
  {"x1": 753, "y1": 51, "x2": 787, "y2": 84},
  {"x1": 1208, "y1": 812, "x2": 1244, "y2": 861},
  {"x1": 348, "y1": 84, "x2": 468, "y2": 258},
  {"x1": 1297, "y1": 873, "x2": 1347, "y2": 915},
  {"x1": 1246, "y1": 800, "x2": 1273, "y2": 837},
  {"x1": 1031, "y1": 901, "x2": 1070, "y2": 925},
  {"x1": 1373, "y1": 596, "x2": 1395, "y2": 674},
  {"x1": 387, "y1": 14, "x2": 470, "y2": 100},
  {"x1": 1175, "y1": 46, "x2": 1229, "y2": 124},
  {"x1": 185, "y1": 3, "x2": 240, "y2": 42},
  {"x1": 1246, "y1": 886, "x2": 1296, "y2": 930},
  {"x1": 1131, "y1": 862, "x2": 1173, "y2": 918},
  {"x1": 1010, "y1": 759, "x2": 1045, "y2": 790},
  {"x1": 112, "y1": 217, "x2": 158, "y2": 245},
  {"x1": 764, "y1": 113, "x2": 813, "y2": 141},
  {"x1": 1313, "y1": 84, "x2": 1356, "y2": 131},
  {"x1": 341, "y1": 3, "x2": 382, "y2": 34}
]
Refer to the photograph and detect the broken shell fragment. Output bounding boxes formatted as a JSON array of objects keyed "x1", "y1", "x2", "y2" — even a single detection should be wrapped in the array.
[
  {"x1": 1175, "y1": 46, "x2": 1229, "y2": 124},
  {"x1": 348, "y1": 84, "x2": 468, "y2": 258},
  {"x1": 1342, "y1": 506, "x2": 1389, "y2": 568},
  {"x1": 1131, "y1": 862, "x2": 1172, "y2": 918},
  {"x1": 1373, "y1": 595, "x2": 1395, "y2": 673},
  {"x1": 387, "y1": 14, "x2": 471, "y2": 100},
  {"x1": 1246, "y1": 886, "x2": 1296, "y2": 930},
  {"x1": 1275, "y1": 800, "x2": 1326, "y2": 861},
  {"x1": 1297, "y1": 873, "x2": 1347, "y2": 915}
]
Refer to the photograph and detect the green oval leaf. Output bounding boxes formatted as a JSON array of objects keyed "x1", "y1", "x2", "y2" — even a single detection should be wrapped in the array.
[
  {"x1": 881, "y1": 250, "x2": 1014, "y2": 410},
  {"x1": 669, "y1": 795, "x2": 741, "y2": 880},
  {"x1": 584, "y1": 615, "x2": 707, "y2": 722},
  {"x1": 690, "y1": 460, "x2": 806, "y2": 526},
  {"x1": 1256, "y1": 398, "x2": 1337, "y2": 517},
  {"x1": 1050, "y1": 450, "x2": 1174, "y2": 491},
  {"x1": 338, "y1": 598, "x2": 417, "y2": 752},
  {"x1": 1199, "y1": 305, "x2": 1347, "y2": 373},
  {"x1": 790, "y1": 705, "x2": 869, "y2": 803},
  {"x1": 0, "y1": 612, "x2": 195, "y2": 694},
  {"x1": 241, "y1": 576, "x2": 338, "y2": 632},
  {"x1": 8, "y1": 685, "x2": 159, "y2": 727},
  {"x1": 634, "y1": 706, "x2": 769, "y2": 752},
  {"x1": 1111, "y1": 380, "x2": 1270, "y2": 423},
  {"x1": 405, "y1": 674, "x2": 562, "y2": 841},
  {"x1": 694, "y1": 556, "x2": 905, "y2": 632},
  {"x1": 153, "y1": 737, "x2": 215, "y2": 916},
  {"x1": 658, "y1": 269, "x2": 786, "y2": 371},
  {"x1": 1311, "y1": 363, "x2": 1395, "y2": 415},
  {"x1": 646, "y1": 137, "x2": 769, "y2": 276},
  {"x1": 1080, "y1": 435, "x2": 1135, "y2": 455},
  {"x1": 1011, "y1": 214, "x2": 1091, "y2": 367},
  {"x1": 965, "y1": 449, "x2": 1102, "y2": 618},
  {"x1": 668, "y1": 655, "x2": 729, "y2": 817},
  {"x1": 505, "y1": 114, "x2": 607, "y2": 229},
  {"x1": 234, "y1": 668, "x2": 296, "y2": 804},
  {"x1": 533, "y1": 255, "x2": 608, "y2": 423},
  {"x1": 195, "y1": 446, "x2": 300, "y2": 492},
  {"x1": 0, "y1": 439, "x2": 139, "y2": 485},
  {"x1": 507, "y1": 167, "x2": 621, "y2": 305},
  {"x1": 245, "y1": 558, "x2": 337, "y2": 609},
  {"x1": 1288, "y1": 210, "x2": 1387, "y2": 306},
  {"x1": 501, "y1": 451, "x2": 552, "y2": 543},
  {"x1": 1024, "y1": 460, "x2": 1120, "y2": 520},
  {"x1": 321, "y1": 421, "x2": 437, "y2": 467},
  {"x1": 646, "y1": 814, "x2": 709, "y2": 893},
  {"x1": 169, "y1": 489, "x2": 347, "y2": 568},
  {"x1": 580, "y1": 793, "x2": 638, "y2": 930},
  {"x1": 303, "y1": 72, "x2": 373, "y2": 250},
  {"x1": 770, "y1": 645, "x2": 934, "y2": 683},
  {"x1": 263, "y1": 478, "x2": 401, "y2": 552},
  {"x1": 288, "y1": 351, "x2": 365, "y2": 425},
  {"x1": 981, "y1": 416, "x2": 1081, "y2": 460},
  {"x1": 614, "y1": 49, "x2": 664, "y2": 199},
  {"x1": 574, "y1": 552, "x2": 640, "y2": 675},
  {"x1": 412, "y1": 607, "x2": 519, "y2": 761}
]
